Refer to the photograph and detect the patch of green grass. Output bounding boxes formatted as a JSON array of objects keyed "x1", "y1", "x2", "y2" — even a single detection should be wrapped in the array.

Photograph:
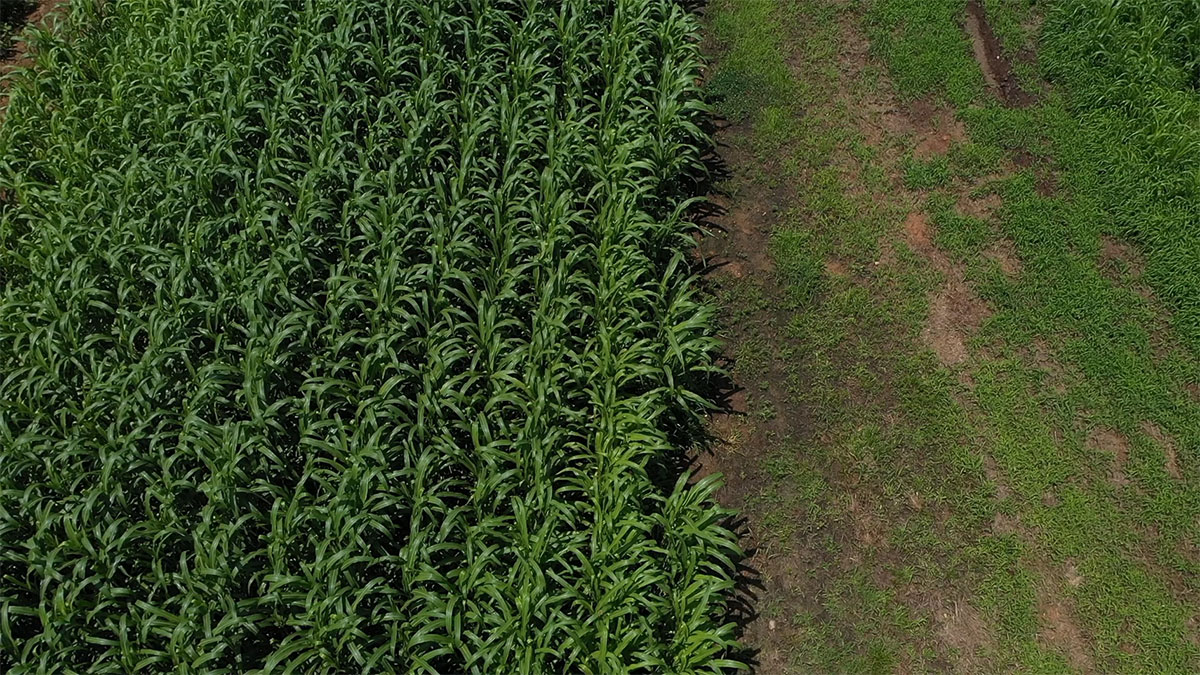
[
  {"x1": 752, "y1": 104, "x2": 802, "y2": 158},
  {"x1": 703, "y1": 0, "x2": 1144, "y2": 671},
  {"x1": 724, "y1": 2, "x2": 1200, "y2": 672},
  {"x1": 864, "y1": 0, "x2": 982, "y2": 107},
  {"x1": 948, "y1": 141, "x2": 1007, "y2": 179},
  {"x1": 961, "y1": 221, "x2": 1200, "y2": 669},
  {"x1": 788, "y1": 570, "x2": 930, "y2": 673},
  {"x1": 706, "y1": 0, "x2": 797, "y2": 122},
  {"x1": 795, "y1": 167, "x2": 889, "y2": 265},
  {"x1": 960, "y1": 103, "x2": 1045, "y2": 154},
  {"x1": 1036, "y1": 1, "x2": 1200, "y2": 352},
  {"x1": 1038, "y1": 1, "x2": 1200, "y2": 326},
  {"x1": 903, "y1": 154, "x2": 952, "y2": 189},
  {"x1": 771, "y1": 228, "x2": 826, "y2": 308},
  {"x1": 869, "y1": 0, "x2": 1200, "y2": 669},
  {"x1": 927, "y1": 192, "x2": 989, "y2": 257},
  {"x1": 968, "y1": 534, "x2": 1038, "y2": 639},
  {"x1": 971, "y1": 350, "x2": 1200, "y2": 668}
]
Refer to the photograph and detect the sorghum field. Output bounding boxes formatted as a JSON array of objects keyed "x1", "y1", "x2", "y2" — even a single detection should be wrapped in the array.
[{"x1": 0, "y1": 0, "x2": 740, "y2": 671}]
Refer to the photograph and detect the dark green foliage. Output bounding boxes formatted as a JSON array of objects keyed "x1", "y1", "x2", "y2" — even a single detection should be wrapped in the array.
[
  {"x1": 0, "y1": 0, "x2": 742, "y2": 671},
  {"x1": 1041, "y1": 0, "x2": 1200, "y2": 352}
]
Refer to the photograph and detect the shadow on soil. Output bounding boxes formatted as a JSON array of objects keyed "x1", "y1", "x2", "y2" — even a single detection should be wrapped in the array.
[
  {"x1": 663, "y1": 115, "x2": 768, "y2": 668},
  {"x1": 0, "y1": 1, "x2": 38, "y2": 60}
]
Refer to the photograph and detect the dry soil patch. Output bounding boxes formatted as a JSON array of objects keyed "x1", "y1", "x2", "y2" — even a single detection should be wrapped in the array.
[{"x1": 1087, "y1": 427, "x2": 1131, "y2": 486}]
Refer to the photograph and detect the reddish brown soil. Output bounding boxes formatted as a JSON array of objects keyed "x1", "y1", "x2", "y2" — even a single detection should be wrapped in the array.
[
  {"x1": 934, "y1": 598, "x2": 995, "y2": 668},
  {"x1": 706, "y1": 194, "x2": 778, "y2": 280},
  {"x1": 1040, "y1": 593, "x2": 1096, "y2": 672},
  {"x1": 0, "y1": 0, "x2": 66, "y2": 75},
  {"x1": 1036, "y1": 169, "x2": 1059, "y2": 196},
  {"x1": 823, "y1": 258, "x2": 849, "y2": 277},
  {"x1": 695, "y1": 136, "x2": 825, "y2": 672},
  {"x1": 964, "y1": 0, "x2": 1035, "y2": 108},
  {"x1": 910, "y1": 101, "x2": 968, "y2": 159},
  {"x1": 1099, "y1": 236, "x2": 1144, "y2": 277},
  {"x1": 904, "y1": 210, "x2": 932, "y2": 249},
  {"x1": 958, "y1": 192, "x2": 1003, "y2": 221},
  {"x1": 901, "y1": 208, "x2": 993, "y2": 367},
  {"x1": 983, "y1": 238, "x2": 1022, "y2": 277},
  {"x1": 1087, "y1": 427, "x2": 1131, "y2": 487},
  {"x1": 923, "y1": 275, "x2": 991, "y2": 367},
  {"x1": 1141, "y1": 421, "x2": 1182, "y2": 480}
]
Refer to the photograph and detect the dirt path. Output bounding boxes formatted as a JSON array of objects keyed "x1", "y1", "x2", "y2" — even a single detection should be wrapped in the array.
[
  {"x1": 700, "y1": 2, "x2": 1003, "y2": 669},
  {"x1": 701, "y1": 0, "x2": 1200, "y2": 671}
]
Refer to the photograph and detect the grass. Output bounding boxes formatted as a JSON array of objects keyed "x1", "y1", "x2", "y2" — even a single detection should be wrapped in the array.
[
  {"x1": 865, "y1": 0, "x2": 1200, "y2": 669},
  {"x1": 706, "y1": 0, "x2": 1200, "y2": 670},
  {"x1": 927, "y1": 192, "x2": 990, "y2": 257},
  {"x1": 1014, "y1": 0, "x2": 1200, "y2": 353},
  {"x1": 705, "y1": 1, "x2": 1003, "y2": 666},
  {"x1": 903, "y1": 154, "x2": 952, "y2": 190},
  {"x1": 864, "y1": 0, "x2": 982, "y2": 107},
  {"x1": 770, "y1": 228, "x2": 825, "y2": 308},
  {"x1": 705, "y1": 0, "x2": 797, "y2": 123}
]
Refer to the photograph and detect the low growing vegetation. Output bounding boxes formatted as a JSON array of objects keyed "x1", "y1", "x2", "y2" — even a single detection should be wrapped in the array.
[
  {"x1": 701, "y1": 0, "x2": 1200, "y2": 670},
  {"x1": 1040, "y1": 0, "x2": 1200, "y2": 350}
]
